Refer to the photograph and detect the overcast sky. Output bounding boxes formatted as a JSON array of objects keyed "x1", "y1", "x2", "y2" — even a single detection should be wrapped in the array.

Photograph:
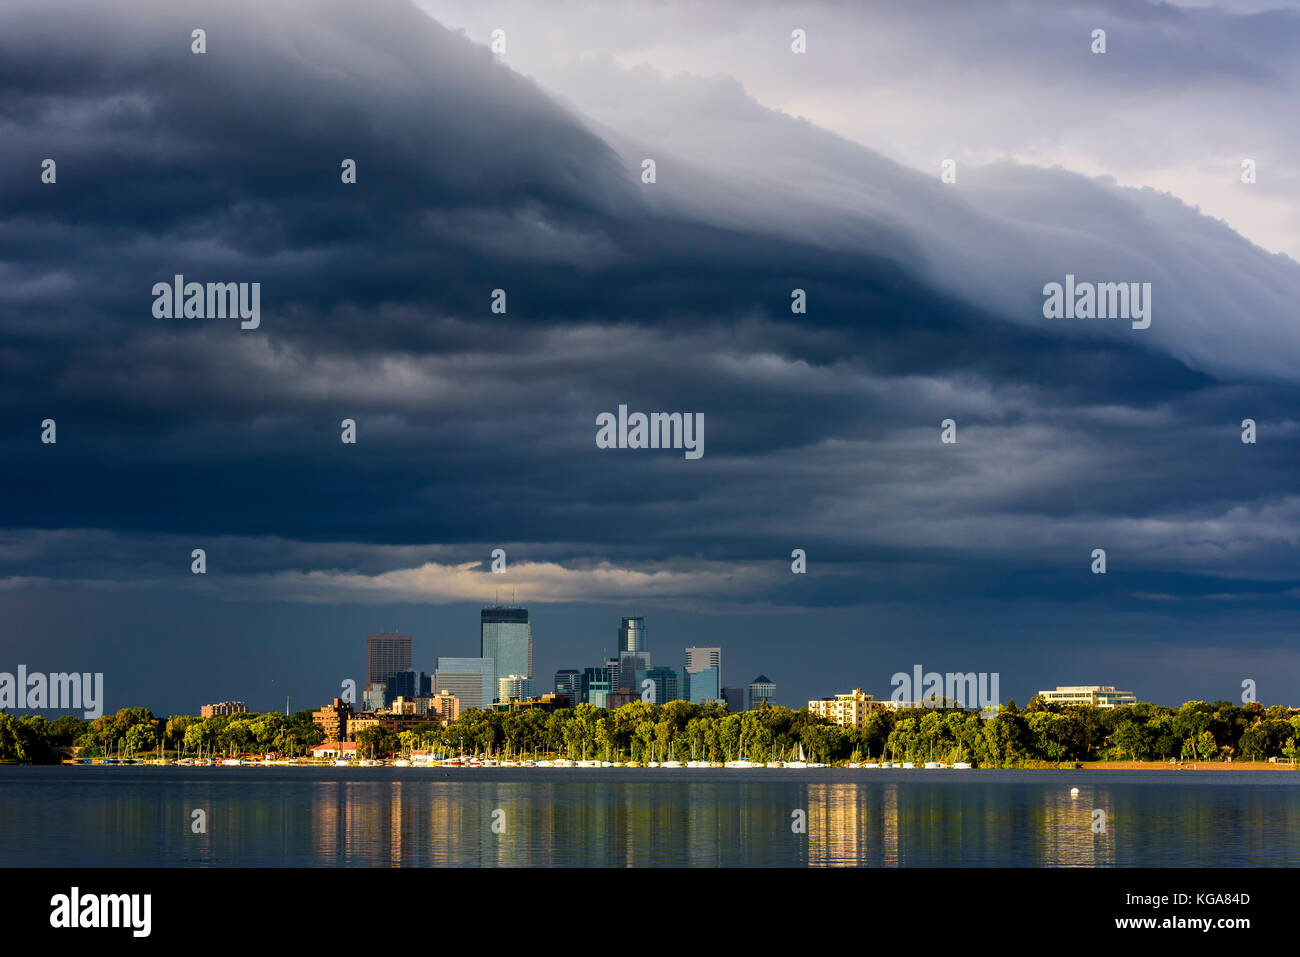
[{"x1": 1, "y1": 0, "x2": 1297, "y2": 714}]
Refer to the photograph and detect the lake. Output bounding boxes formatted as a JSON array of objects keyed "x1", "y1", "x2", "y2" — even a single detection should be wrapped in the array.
[{"x1": 3, "y1": 766, "x2": 1297, "y2": 867}]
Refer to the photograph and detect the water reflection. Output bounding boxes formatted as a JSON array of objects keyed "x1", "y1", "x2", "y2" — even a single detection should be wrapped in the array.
[{"x1": 1, "y1": 768, "x2": 1296, "y2": 867}]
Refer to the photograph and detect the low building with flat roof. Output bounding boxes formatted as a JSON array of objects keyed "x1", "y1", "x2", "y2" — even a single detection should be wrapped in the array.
[
  {"x1": 200, "y1": 700, "x2": 248, "y2": 718},
  {"x1": 1037, "y1": 685, "x2": 1137, "y2": 709}
]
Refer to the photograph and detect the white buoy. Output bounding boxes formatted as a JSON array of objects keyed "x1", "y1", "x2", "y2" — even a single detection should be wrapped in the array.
[{"x1": 1070, "y1": 787, "x2": 1080, "y2": 796}]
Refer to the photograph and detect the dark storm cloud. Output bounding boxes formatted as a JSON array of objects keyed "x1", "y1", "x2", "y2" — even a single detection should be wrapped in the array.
[{"x1": 0, "y1": 0, "x2": 1296, "y2": 628}]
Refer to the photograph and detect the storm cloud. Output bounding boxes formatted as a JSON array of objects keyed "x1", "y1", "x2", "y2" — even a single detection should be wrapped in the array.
[{"x1": 0, "y1": 0, "x2": 1297, "y2": 710}]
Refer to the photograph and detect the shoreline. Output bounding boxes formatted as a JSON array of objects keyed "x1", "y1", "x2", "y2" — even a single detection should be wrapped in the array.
[{"x1": 40, "y1": 758, "x2": 1300, "y2": 771}]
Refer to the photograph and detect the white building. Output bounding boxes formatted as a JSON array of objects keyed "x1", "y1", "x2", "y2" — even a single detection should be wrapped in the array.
[
  {"x1": 1037, "y1": 685, "x2": 1137, "y2": 709},
  {"x1": 808, "y1": 688, "x2": 877, "y2": 728}
]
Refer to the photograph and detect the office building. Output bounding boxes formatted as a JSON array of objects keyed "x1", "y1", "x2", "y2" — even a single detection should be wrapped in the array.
[
  {"x1": 498, "y1": 674, "x2": 535, "y2": 702},
  {"x1": 619, "y1": 649, "x2": 652, "y2": 697},
  {"x1": 808, "y1": 689, "x2": 877, "y2": 729},
  {"x1": 387, "y1": 669, "x2": 432, "y2": 706},
  {"x1": 361, "y1": 682, "x2": 387, "y2": 713},
  {"x1": 434, "y1": 657, "x2": 495, "y2": 711},
  {"x1": 645, "y1": 666, "x2": 685, "y2": 705},
  {"x1": 554, "y1": 669, "x2": 582, "y2": 706},
  {"x1": 366, "y1": 632, "x2": 412, "y2": 687},
  {"x1": 721, "y1": 687, "x2": 745, "y2": 711},
  {"x1": 619, "y1": 616, "x2": 647, "y2": 652},
  {"x1": 582, "y1": 667, "x2": 612, "y2": 708},
  {"x1": 685, "y1": 647, "x2": 722, "y2": 682},
  {"x1": 481, "y1": 606, "x2": 532, "y2": 696},
  {"x1": 612, "y1": 616, "x2": 650, "y2": 695},
  {"x1": 1037, "y1": 685, "x2": 1137, "y2": 709},
  {"x1": 688, "y1": 665, "x2": 720, "y2": 705},
  {"x1": 748, "y1": 675, "x2": 776, "y2": 710}
]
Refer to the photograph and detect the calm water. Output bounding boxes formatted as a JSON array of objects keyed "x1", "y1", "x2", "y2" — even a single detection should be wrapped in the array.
[{"x1": 2, "y1": 766, "x2": 1297, "y2": 867}]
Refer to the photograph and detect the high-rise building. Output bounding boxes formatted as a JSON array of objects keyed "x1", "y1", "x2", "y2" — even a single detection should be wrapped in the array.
[
  {"x1": 644, "y1": 666, "x2": 685, "y2": 704},
  {"x1": 688, "y1": 665, "x2": 720, "y2": 705},
  {"x1": 362, "y1": 682, "x2": 387, "y2": 713},
  {"x1": 685, "y1": 647, "x2": 722, "y2": 683},
  {"x1": 554, "y1": 669, "x2": 582, "y2": 706},
  {"x1": 721, "y1": 687, "x2": 745, "y2": 711},
  {"x1": 498, "y1": 674, "x2": 535, "y2": 702},
  {"x1": 387, "y1": 669, "x2": 431, "y2": 705},
  {"x1": 748, "y1": 675, "x2": 776, "y2": 710},
  {"x1": 434, "y1": 657, "x2": 495, "y2": 711},
  {"x1": 619, "y1": 616, "x2": 647, "y2": 652},
  {"x1": 581, "y1": 666, "x2": 611, "y2": 709},
  {"x1": 618, "y1": 649, "x2": 651, "y2": 696},
  {"x1": 481, "y1": 606, "x2": 532, "y2": 698},
  {"x1": 604, "y1": 656, "x2": 621, "y2": 692},
  {"x1": 366, "y1": 632, "x2": 412, "y2": 687}
]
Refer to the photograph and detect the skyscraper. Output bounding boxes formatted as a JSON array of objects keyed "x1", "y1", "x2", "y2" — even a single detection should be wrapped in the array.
[
  {"x1": 685, "y1": 647, "x2": 722, "y2": 684},
  {"x1": 554, "y1": 669, "x2": 582, "y2": 706},
  {"x1": 644, "y1": 666, "x2": 685, "y2": 705},
  {"x1": 688, "y1": 665, "x2": 719, "y2": 704},
  {"x1": 619, "y1": 616, "x2": 647, "y2": 652},
  {"x1": 481, "y1": 606, "x2": 532, "y2": 699},
  {"x1": 581, "y1": 666, "x2": 612, "y2": 709},
  {"x1": 387, "y1": 669, "x2": 432, "y2": 705},
  {"x1": 748, "y1": 675, "x2": 776, "y2": 710},
  {"x1": 616, "y1": 616, "x2": 650, "y2": 694},
  {"x1": 366, "y1": 632, "x2": 412, "y2": 687},
  {"x1": 434, "y1": 656, "x2": 495, "y2": 711},
  {"x1": 619, "y1": 649, "x2": 651, "y2": 695}
]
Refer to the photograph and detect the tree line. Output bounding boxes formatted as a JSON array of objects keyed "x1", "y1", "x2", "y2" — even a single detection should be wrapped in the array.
[{"x1": 3, "y1": 696, "x2": 1297, "y2": 765}]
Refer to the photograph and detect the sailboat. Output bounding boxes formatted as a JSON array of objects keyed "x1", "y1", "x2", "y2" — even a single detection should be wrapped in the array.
[
  {"x1": 784, "y1": 742, "x2": 808, "y2": 770},
  {"x1": 724, "y1": 733, "x2": 757, "y2": 768}
]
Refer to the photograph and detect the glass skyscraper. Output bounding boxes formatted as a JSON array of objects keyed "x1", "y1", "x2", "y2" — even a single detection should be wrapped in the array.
[
  {"x1": 619, "y1": 616, "x2": 647, "y2": 652},
  {"x1": 688, "y1": 665, "x2": 719, "y2": 704},
  {"x1": 616, "y1": 616, "x2": 650, "y2": 693},
  {"x1": 434, "y1": 656, "x2": 495, "y2": 710},
  {"x1": 645, "y1": 666, "x2": 685, "y2": 705},
  {"x1": 481, "y1": 606, "x2": 532, "y2": 700}
]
